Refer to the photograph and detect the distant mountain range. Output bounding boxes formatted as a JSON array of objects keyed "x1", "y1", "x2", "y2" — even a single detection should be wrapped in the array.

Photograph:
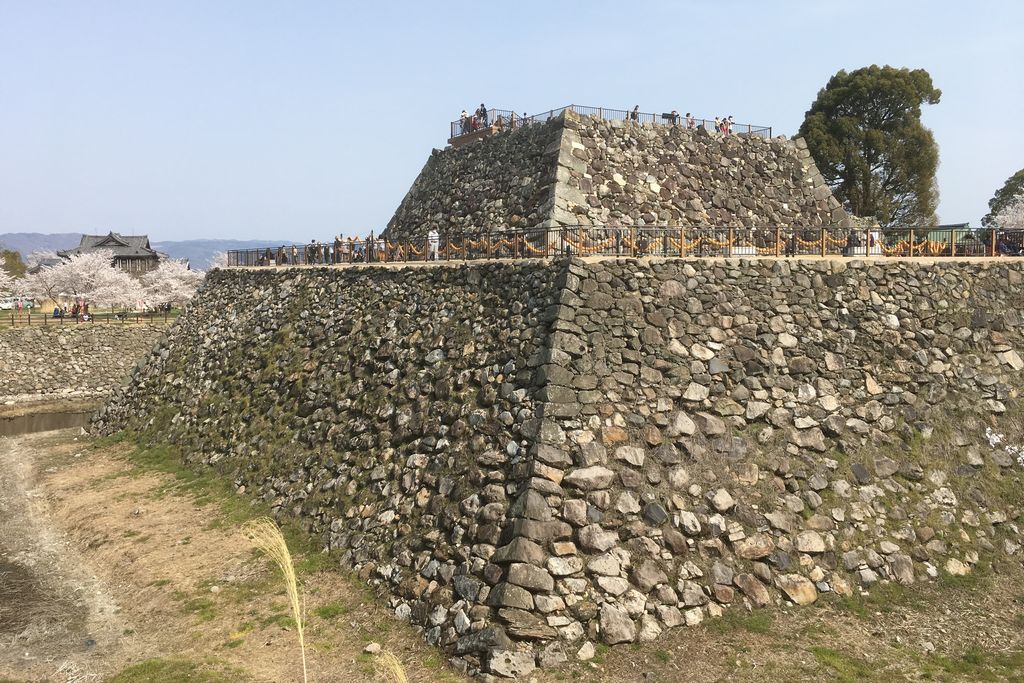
[{"x1": 0, "y1": 233, "x2": 287, "y2": 270}]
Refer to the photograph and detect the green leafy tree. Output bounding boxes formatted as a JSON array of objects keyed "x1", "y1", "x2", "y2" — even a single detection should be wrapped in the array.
[
  {"x1": 798, "y1": 65, "x2": 942, "y2": 226},
  {"x1": 1, "y1": 248, "x2": 26, "y2": 278},
  {"x1": 982, "y1": 169, "x2": 1024, "y2": 227}
]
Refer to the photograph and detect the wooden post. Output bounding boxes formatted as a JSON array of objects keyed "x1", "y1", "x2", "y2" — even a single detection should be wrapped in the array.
[
  {"x1": 950, "y1": 228, "x2": 956, "y2": 257},
  {"x1": 865, "y1": 225, "x2": 872, "y2": 257},
  {"x1": 680, "y1": 227, "x2": 686, "y2": 258},
  {"x1": 727, "y1": 227, "x2": 734, "y2": 257},
  {"x1": 630, "y1": 226, "x2": 636, "y2": 258},
  {"x1": 991, "y1": 228, "x2": 997, "y2": 257},
  {"x1": 908, "y1": 228, "x2": 915, "y2": 257},
  {"x1": 775, "y1": 226, "x2": 781, "y2": 257}
]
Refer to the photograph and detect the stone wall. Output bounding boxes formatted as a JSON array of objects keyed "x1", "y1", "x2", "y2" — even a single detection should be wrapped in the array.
[
  {"x1": 95, "y1": 259, "x2": 1024, "y2": 679},
  {"x1": 386, "y1": 119, "x2": 563, "y2": 238},
  {"x1": 554, "y1": 113, "x2": 846, "y2": 227},
  {"x1": 0, "y1": 324, "x2": 167, "y2": 404},
  {"x1": 385, "y1": 111, "x2": 848, "y2": 241}
]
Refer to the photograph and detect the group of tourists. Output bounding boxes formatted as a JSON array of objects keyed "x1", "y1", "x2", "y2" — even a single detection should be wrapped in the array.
[
  {"x1": 627, "y1": 106, "x2": 737, "y2": 135},
  {"x1": 458, "y1": 104, "x2": 532, "y2": 136},
  {"x1": 459, "y1": 104, "x2": 490, "y2": 135},
  {"x1": 713, "y1": 115, "x2": 736, "y2": 135},
  {"x1": 52, "y1": 301, "x2": 91, "y2": 320},
  {"x1": 253, "y1": 234, "x2": 409, "y2": 266}
]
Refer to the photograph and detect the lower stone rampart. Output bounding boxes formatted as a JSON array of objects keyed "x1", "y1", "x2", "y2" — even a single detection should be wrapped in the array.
[
  {"x1": 1, "y1": 324, "x2": 168, "y2": 404},
  {"x1": 95, "y1": 259, "x2": 1024, "y2": 679}
]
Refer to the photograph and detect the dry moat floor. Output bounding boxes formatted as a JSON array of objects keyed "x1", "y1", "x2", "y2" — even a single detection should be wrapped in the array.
[{"x1": 1, "y1": 429, "x2": 1023, "y2": 683}]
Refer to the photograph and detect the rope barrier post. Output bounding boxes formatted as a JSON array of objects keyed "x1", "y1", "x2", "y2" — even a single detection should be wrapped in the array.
[
  {"x1": 865, "y1": 225, "x2": 871, "y2": 258},
  {"x1": 775, "y1": 226, "x2": 781, "y2": 257},
  {"x1": 820, "y1": 227, "x2": 826, "y2": 257},
  {"x1": 909, "y1": 228, "x2": 915, "y2": 257},
  {"x1": 544, "y1": 226, "x2": 549, "y2": 258},
  {"x1": 950, "y1": 228, "x2": 956, "y2": 257},
  {"x1": 727, "y1": 227, "x2": 734, "y2": 258},
  {"x1": 630, "y1": 226, "x2": 636, "y2": 258},
  {"x1": 991, "y1": 228, "x2": 997, "y2": 257}
]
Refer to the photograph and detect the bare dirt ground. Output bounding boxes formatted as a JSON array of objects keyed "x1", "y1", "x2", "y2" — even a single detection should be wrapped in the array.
[
  {"x1": 0, "y1": 431, "x2": 463, "y2": 683},
  {"x1": 2, "y1": 429, "x2": 1023, "y2": 683}
]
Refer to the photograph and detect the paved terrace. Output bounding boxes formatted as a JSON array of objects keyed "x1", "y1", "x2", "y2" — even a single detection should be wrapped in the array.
[{"x1": 227, "y1": 225, "x2": 1023, "y2": 268}]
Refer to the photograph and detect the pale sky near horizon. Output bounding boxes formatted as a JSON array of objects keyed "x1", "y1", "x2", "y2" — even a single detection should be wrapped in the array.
[{"x1": 1, "y1": 1, "x2": 1021, "y2": 242}]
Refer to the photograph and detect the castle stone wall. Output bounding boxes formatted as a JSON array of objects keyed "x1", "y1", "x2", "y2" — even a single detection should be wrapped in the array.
[
  {"x1": 0, "y1": 324, "x2": 167, "y2": 404},
  {"x1": 95, "y1": 259, "x2": 1024, "y2": 679},
  {"x1": 387, "y1": 119, "x2": 563, "y2": 238},
  {"x1": 386, "y1": 111, "x2": 849, "y2": 242}
]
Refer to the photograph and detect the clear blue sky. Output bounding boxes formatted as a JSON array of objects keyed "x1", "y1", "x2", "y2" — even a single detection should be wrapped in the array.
[{"x1": 1, "y1": 0, "x2": 1021, "y2": 241}]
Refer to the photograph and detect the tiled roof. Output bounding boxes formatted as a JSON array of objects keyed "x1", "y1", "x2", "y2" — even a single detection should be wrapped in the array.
[{"x1": 58, "y1": 232, "x2": 160, "y2": 259}]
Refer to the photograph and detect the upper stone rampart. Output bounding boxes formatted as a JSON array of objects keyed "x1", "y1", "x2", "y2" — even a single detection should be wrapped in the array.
[{"x1": 385, "y1": 110, "x2": 849, "y2": 241}]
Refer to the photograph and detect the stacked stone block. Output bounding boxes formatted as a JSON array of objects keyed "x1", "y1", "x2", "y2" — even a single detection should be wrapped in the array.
[
  {"x1": 386, "y1": 110, "x2": 848, "y2": 241},
  {"x1": 96, "y1": 259, "x2": 1024, "y2": 679}
]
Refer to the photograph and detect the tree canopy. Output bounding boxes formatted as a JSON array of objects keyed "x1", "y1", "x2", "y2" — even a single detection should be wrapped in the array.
[
  {"x1": 798, "y1": 65, "x2": 942, "y2": 226},
  {"x1": 1, "y1": 248, "x2": 26, "y2": 278},
  {"x1": 982, "y1": 169, "x2": 1024, "y2": 227}
]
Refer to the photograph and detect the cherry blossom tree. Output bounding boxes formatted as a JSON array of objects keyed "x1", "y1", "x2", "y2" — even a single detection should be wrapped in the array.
[
  {"x1": 0, "y1": 267, "x2": 14, "y2": 297},
  {"x1": 207, "y1": 250, "x2": 229, "y2": 270},
  {"x1": 141, "y1": 260, "x2": 205, "y2": 308},
  {"x1": 23, "y1": 263, "x2": 64, "y2": 304},
  {"x1": 26, "y1": 249, "x2": 59, "y2": 268},
  {"x1": 23, "y1": 250, "x2": 140, "y2": 313}
]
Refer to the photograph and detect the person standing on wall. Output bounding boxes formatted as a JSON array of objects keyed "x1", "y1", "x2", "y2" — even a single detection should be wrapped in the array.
[{"x1": 428, "y1": 228, "x2": 440, "y2": 261}]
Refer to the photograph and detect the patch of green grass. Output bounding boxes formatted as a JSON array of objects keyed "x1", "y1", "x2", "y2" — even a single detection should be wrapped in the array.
[
  {"x1": 811, "y1": 647, "x2": 876, "y2": 682},
  {"x1": 173, "y1": 591, "x2": 218, "y2": 622},
  {"x1": 150, "y1": 578, "x2": 172, "y2": 587},
  {"x1": 653, "y1": 649, "x2": 672, "y2": 663},
  {"x1": 312, "y1": 601, "x2": 349, "y2": 620},
  {"x1": 914, "y1": 645, "x2": 1024, "y2": 681},
  {"x1": 260, "y1": 613, "x2": 296, "y2": 629},
  {"x1": 113, "y1": 438, "x2": 332, "y2": 578},
  {"x1": 706, "y1": 608, "x2": 775, "y2": 634},
  {"x1": 819, "y1": 580, "x2": 918, "y2": 619},
  {"x1": 108, "y1": 658, "x2": 245, "y2": 683}
]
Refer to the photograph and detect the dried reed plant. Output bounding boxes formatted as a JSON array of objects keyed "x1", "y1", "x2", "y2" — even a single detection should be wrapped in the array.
[
  {"x1": 243, "y1": 517, "x2": 308, "y2": 683},
  {"x1": 374, "y1": 650, "x2": 409, "y2": 683}
]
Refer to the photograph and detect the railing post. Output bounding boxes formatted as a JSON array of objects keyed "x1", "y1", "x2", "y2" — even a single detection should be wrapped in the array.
[
  {"x1": 544, "y1": 226, "x2": 550, "y2": 258},
  {"x1": 680, "y1": 226, "x2": 686, "y2": 258},
  {"x1": 820, "y1": 227, "x2": 826, "y2": 258},
  {"x1": 775, "y1": 226, "x2": 781, "y2": 257},
  {"x1": 991, "y1": 228, "x2": 997, "y2": 257},
  {"x1": 865, "y1": 225, "x2": 872, "y2": 257},
  {"x1": 950, "y1": 228, "x2": 956, "y2": 257},
  {"x1": 908, "y1": 227, "x2": 915, "y2": 257},
  {"x1": 727, "y1": 227, "x2": 734, "y2": 257}
]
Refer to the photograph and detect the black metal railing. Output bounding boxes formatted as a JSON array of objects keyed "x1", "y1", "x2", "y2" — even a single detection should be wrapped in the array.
[
  {"x1": 226, "y1": 226, "x2": 1023, "y2": 268},
  {"x1": 450, "y1": 108, "x2": 524, "y2": 138},
  {"x1": 448, "y1": 104, "x2": 773, "y2": 141}
]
